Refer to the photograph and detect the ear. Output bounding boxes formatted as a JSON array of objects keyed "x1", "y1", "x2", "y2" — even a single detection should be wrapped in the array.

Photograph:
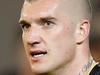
[{"x1": 75, "y1": 20, "x2": 90, "y2": 44}]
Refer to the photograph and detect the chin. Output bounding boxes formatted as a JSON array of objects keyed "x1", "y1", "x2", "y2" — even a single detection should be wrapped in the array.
[
  {"x1": 30, "y1": 63, "x2": 57, "y2": 74},
  {"x1": 31, "y1": 66, "x2": 50, "y2": 74}
]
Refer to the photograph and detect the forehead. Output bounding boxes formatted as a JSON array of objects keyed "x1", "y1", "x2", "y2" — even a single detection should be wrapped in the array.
[
  {"x1": 26, "y1": 0, "x2": 60, "y2": 9},
  {"x1": 22, "y1": 0, "x2": 78, "y2": 15},
  {"x1": 21, "y1": 0, "x2": 63, "y2": 19},
  {"x1": 21, "y1": 0, "x2": 80, "y2": 22}
]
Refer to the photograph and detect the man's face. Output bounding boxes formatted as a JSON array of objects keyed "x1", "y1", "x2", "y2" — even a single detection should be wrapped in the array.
[{"x1": 20, "y1": 0, "x2": 77, "y2": 74}]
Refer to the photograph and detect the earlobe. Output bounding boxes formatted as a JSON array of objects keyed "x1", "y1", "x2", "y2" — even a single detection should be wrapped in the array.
[{"x1": 76, "y1": 20, "x2": 90, "y2": 44}]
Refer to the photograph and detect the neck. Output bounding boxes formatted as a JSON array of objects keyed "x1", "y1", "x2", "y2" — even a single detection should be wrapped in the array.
[{"x1": 79, "y1": 56, "x2": 96, "y2": 75}]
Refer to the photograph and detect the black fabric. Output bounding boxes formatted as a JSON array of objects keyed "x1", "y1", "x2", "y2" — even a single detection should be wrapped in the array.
[{"x1": 89, "y1": 64, "x2": 100, "y2": 75}]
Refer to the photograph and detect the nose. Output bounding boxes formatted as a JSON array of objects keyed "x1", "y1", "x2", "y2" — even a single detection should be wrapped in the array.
[
  {"x1": 28, "y1": 40, "x2": 41, "y2": 47},
  {"x1": 26, "y1": 27, "x2": 42, "y2": 47}
]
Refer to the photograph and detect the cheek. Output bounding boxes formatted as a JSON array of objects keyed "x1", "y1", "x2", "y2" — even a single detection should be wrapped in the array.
[
  {"x1": 22, "y1": 33, "x2": 30, "y2": 56},
  {"x1": 50, "y1": 24, "x2": 75, "y2": 46},
  {"x1": 47, "y1": 24, "x2": 76, "y2": 54},
  {"x1": 22, "y1": 33, "x2": 25, "y2": 43},
  {"x1": 22, "y1": 33, "x2": 27, "y2": 48}
]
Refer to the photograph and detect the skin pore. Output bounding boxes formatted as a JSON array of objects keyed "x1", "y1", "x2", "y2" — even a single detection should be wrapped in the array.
[{"x1": 19, "y1": 0, "x2": 94, "y2": 75}]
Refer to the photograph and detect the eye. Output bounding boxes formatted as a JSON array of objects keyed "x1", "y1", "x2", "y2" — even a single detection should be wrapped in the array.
[
  {"x1": 44, "y1": 20, "x2": 55, "y2": 27},
  {"x1": 19, "y1": 20, "x2": 31, "y2": 31},
  {"x1": 22, "y1": 24, "x2": 30, "y2": 30}
]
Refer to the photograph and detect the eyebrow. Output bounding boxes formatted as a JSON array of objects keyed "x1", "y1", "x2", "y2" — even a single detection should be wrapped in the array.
[
  {"x1": 19, "y1": 16, "x2": 57, "y2": 25},
  {"x1": 19, "y1": 20, "x2": 30, "y2": 26}
]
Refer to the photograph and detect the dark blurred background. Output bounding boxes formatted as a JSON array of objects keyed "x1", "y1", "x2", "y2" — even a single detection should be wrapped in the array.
[
  {"x1": 0, "y1": 0, "x2": 100, "y2": 75},
  {"x1": 90, "y1": 0, "x2": 100, "y2": 62}
]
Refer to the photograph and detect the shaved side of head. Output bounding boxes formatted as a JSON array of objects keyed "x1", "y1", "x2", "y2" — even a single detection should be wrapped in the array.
[{"x1": 56, "y1": 0, "x2": 92, "y2": 24}]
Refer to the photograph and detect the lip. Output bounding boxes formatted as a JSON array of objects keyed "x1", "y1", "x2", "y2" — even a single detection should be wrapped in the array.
[{"x1": 29, "y1": 50, "x2": 47, "y2": 62}]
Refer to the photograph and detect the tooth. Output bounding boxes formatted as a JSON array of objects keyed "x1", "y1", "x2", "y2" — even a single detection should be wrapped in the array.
[{"x1": 33, "y1": 54, "x2": 44, "y2": 57}]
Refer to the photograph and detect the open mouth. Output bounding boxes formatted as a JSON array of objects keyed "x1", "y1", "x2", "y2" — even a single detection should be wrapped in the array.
[{"x1": 30, "y1": 50, "x2": 47, "y2": 58}]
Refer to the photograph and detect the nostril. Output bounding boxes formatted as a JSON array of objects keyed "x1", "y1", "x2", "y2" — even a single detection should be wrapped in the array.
[
  {"x1": 28, "y1": 41, "x2": 40, "y2": 47},
  {"x1": 33, "y1": 41, "x2": 40, "y2": 44}
]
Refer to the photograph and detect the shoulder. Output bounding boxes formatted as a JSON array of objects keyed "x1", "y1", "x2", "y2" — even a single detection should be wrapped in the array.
[{"x1": 89, "y1": 64, "x2": 100, "y2": 75}]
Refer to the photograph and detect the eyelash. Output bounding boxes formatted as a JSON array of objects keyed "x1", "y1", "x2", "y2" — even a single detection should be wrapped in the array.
[
  {"x1": 43, "y1": 20, "x2": 55, "y2": 27},
  {"x1": 20, "y1": 22, "x2": 31, "y2": 30}
]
